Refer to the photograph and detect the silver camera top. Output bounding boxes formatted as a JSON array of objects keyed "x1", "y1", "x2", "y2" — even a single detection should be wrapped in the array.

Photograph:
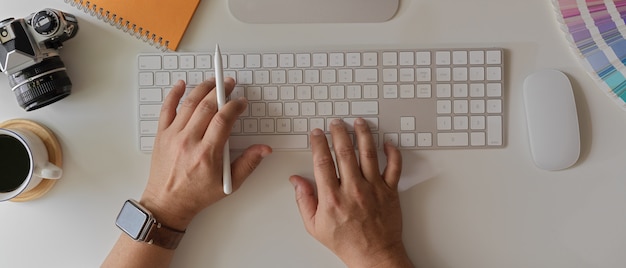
[{"x1": 0, "y1": 8, "x2": 78, "y2": 75}]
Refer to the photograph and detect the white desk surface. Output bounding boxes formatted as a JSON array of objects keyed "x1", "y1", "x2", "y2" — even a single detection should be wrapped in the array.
[{"x1": 2, "y1": 0, "x2": 626, "y2": 267}]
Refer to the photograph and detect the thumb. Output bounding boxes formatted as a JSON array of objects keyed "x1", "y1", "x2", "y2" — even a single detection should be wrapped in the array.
[
  {"x1": 289, "y1": 175, "x2": 318, "y2": 233},
  {"x1": 230, "y1": 144, "x2": 272, "y2": 191}
]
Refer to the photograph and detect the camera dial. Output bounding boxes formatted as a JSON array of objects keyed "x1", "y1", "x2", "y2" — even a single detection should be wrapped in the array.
[{"x1": 31, "y1": 10, "x2": 59, "y2": 36}]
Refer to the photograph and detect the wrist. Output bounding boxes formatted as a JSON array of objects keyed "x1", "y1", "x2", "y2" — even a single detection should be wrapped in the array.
[
  {"x1": 345, "y1": 242, "x2": 414, "y2": 268},
  {"x1": 138, "y1": 196, "x2": 194, "y2": 231}
]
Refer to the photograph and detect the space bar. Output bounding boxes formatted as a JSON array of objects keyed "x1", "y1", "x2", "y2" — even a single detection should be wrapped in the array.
[{"x1": 229, "y1": 134, "x2": 309, "y2": 150}]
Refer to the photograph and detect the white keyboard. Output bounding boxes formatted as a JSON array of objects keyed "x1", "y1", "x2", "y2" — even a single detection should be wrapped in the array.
[{"x1": 137, "y1": 48, "x2": 505, "y2": 152}]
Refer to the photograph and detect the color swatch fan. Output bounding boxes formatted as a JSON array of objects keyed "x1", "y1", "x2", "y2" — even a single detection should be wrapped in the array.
[{"x1": 552, "y1": 0, "x2": 626, "y2": 111}]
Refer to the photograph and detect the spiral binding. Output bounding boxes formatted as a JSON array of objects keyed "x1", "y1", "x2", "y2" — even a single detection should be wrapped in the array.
[{"x1": 64, "y1": 0, "x2": 169, "y2": 51}]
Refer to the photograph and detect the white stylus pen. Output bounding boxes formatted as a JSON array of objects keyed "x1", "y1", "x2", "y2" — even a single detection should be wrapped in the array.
[{"x1": 214, "y1": 44, "x2": 232, "y2": 195}]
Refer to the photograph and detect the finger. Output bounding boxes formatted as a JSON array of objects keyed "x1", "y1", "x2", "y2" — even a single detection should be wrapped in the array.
[
  {"x1": 230, "y1": 144, "x2": 272, "y2": 191},
  {"x1": 158, "y1": 80, "x2": 186, "y2": 131},
  {"x1": 310, "y1": 128, "x2": 340, "y2": 194},
  {"x1": 353, "y1": 118, "x2": 381, "y2": 183},
  {"x1": 202, "y1": 96, "x2": 248, "y2": 145},
  {"x1": 222, "y1": 77, "x2": 237, "y2": 97},
  {"x1": 382, "y1": 142, "x2": 403, "y2": 189},
  {"x1": 170, "y1": 79, "x2": 215, "y2": 130},
  {"x1": 329, "y1": 119, "x2": 361, "y2": 186},
  {"x1": 289, "y1": 175, "x2": 318, "y2": 234},
  {"x1": 184, "y1": 90, "x2": 219, "y2": 139}
]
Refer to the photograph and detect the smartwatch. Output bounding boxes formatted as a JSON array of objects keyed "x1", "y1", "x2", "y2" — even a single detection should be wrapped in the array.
[{"x1": 115, "y1": 199, "x2": 186, "y2": 250}]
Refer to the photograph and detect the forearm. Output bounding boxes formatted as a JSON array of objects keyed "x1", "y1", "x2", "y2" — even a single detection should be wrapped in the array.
[
  {"x1": 102, "y1": 234, "x2": 175, "y2": 268},
  {"x1": 343, "y1": 242, "x2": 414, "y2": 268}
]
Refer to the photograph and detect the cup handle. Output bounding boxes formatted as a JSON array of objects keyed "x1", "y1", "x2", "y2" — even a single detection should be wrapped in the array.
[{"x1": 34, "y1": 162, "x2": 63, "y2": 179}]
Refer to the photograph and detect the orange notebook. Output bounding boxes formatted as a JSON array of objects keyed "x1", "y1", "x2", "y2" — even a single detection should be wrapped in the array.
[{"x1": 64, "y1": 0, "x2": 200, "y2": 51}]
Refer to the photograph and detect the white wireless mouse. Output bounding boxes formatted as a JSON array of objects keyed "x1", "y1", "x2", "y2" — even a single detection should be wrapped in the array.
[{"x1": 523, "y1": 69, "x2": 580, "y2": 171}]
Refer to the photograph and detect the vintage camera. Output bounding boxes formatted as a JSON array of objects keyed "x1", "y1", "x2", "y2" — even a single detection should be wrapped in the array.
[{"x1": 0, "y1": 9, "x2": 78, "y2": 111}]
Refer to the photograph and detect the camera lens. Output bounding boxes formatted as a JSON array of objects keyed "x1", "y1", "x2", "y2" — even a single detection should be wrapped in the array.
[{"x1": 8, "y1": 56, "x2": 72, "y2": 111}]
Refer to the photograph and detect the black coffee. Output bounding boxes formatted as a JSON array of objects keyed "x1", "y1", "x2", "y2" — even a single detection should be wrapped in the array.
[{"x1": 0, "y1": 134, "x2": 31, "y2": 193}]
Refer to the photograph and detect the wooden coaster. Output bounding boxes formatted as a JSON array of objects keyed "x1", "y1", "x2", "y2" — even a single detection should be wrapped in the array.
[{"x1": 0, "y1": 119, "x2": 63, "y2": 202}]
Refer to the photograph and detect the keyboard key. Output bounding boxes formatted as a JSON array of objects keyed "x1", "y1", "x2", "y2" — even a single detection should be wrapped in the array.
[
  {"x1": 141, "y1": 137, "x2": 156, "y2": 151},
  {"x1": 382, "y1": 52, "x2": 397, "y2": 66},
  {"x1": 416, "y1": 68, "x2": 431, "y2": 81},
  {"x1": 338, "y1": 69, "x2": 353, "y2": 83},
  {"x1": 346, "y1": 53, "x2": 361, "y2": 67},
  {"x1": 416, "y1": 84, "x2": 431, "y2": 98},
  {"x1": 400, "y1": 133, "x2": 416, "y2": 147},
  {"x1": 296, "y1": 54, "x2": 311, "y2": 67},
  {"x1": 321, "y1": 70, "x2": 337, "y2": 83},
  {"x1": 163, "y1": 55, "x2": 178, "y2": 69},
  {"x1": 363, "y1": 85, "x2": 378, "y2": 99},
  {"x1": 400, "y1": 85, "x2": 415, "y2": 98},
  {"x1": 229, "y1": 54, "x2": 246, "y2": 69},
  {"x1": 329, "y1": 53, "x2": 344, "y2": 67},
  {"x1": 400, "y1": 116, "x2": 415, "y2": 131},
  {"x1": 486, "y1": 50, "x2": 502, "y2": 64},
  {"x1": 487, "y1": 116, "x2": 503, "y2": 146},
  {"x1": 452, "y1": 51, "x2": 468, "y2": 65},
  {"x1": 383, "y1": 133, "x2": 399, "y2": 147},
  {"x1": 438, "y1": 133, "x2": 469, "y2": 146},
  {"x1": 355, "y1": 69, "x2": 378, "y2": 83},
  {"x1": 138, "y1": 55, "x2": 161, "y2": 70},
  {"x1": 313, "y1": 53, "x2": 328, "y2": 67},
  {"x1": 230, "y1": 135, "x2": 308, "y2": 150},
  {"x1": 140, "y1": 104, "x2": 161, "y2": 118},
  {"x1": 140, "y1": 88, "x2": 162, "y2": 102},
  {"x1": 469, "y1": 51, "x2": 485, "y2": 64},
  {"x1": 197, "y1": 55, "x2": 211, "y2": 68},
  {"x1": 180, "y1": 55, "x2": 195, "y2": 69},
  {"x1": 351, "y1": 101, "x2": 378, "y2": 115},
  {"x1": 486, "y1": 67, "x2": 501, "y2": 81},
  {"x1": 417, "y1": 133, "x2": 433, "y2": 147},
  {"x1": 416, "y1": 51, "x2": 431, "y2": 65},
  {"x1": 487, "y1": 83, "x2": 502, "y2": 97},
  {"x1": 263, "y1": 54, "x2": 278, "y2": 68},
  {"x1": 471, "y1": 132, "x2": 486, "y2": 146},
  {"x1": 470, "y1": 67, "x2": 485, "y2": 81},
  {"x1": 363, "y1": 52, "x2": 378, "y2": 66},
  {"x1": 247, "y1": 54, "x2": 261, "y2": 68},
  {"x1": 383, "y1": 85, "x2": 398, "y2": 99},
  {"x1": 139, "y1": 72, "x2": 154, "y2": 86},
  {"x1": 140, "y1": 121, "x2": 158, "y2": 135},
  {"x1": 399, "y1": 52, "x2": 414, "y2": 66},
  {"x1": 280, "y1": 54, "x2": 295, "y2": 68},
  {"x1": 399, "y1": 68, "x2": 415, "y2": 82},
  {"x1": 383, "y1": 69, "x2": 398, "y2": 82},
  {"x1": 435, "y1": 51, "x2": 451, "y2": 65}
]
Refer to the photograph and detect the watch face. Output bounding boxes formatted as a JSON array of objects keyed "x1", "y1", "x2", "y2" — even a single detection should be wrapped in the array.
[{"x1": 116, "y1": 200, "x2": 151, "y2": 240}]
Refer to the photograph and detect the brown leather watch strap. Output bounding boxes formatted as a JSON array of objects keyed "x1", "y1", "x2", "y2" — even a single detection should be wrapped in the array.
[{"x1": 145, "y1": 222, "x2": 186, "y2": 250}]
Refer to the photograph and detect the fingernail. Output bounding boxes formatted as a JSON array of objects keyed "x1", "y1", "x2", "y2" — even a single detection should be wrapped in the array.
[
  {"x1": 237, "y1": 97, "x2": 248, "y2": 105},
  {"x1": 384, "y1": 141, "x2": 397, "y2": 148},
  {"x1": 311, "y1": 128, "x2": 324, "y2": 136},
  {"x1": 355, "y1": 118, "x2": 366, "y2": 125},
  {"x1": 261, "y1": 148, "x2": 271, "y2": 158},
  {"x1": 291, "y1": 181, "x2": 301, "y2": 193},
  {"x1": 174, "y1": 80, "x2": 185, "y2": 87},
  {"x1": 331, "y1": 119, "x2": 342, "y2": 125}
]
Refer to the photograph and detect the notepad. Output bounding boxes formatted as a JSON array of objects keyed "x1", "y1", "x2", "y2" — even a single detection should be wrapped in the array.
[
  {"x1": 552, "y1": 0, "x2": 626, "y2": 111},
  {"x1": 64, "y1": 0, "x2": 200, "y2": 51}
]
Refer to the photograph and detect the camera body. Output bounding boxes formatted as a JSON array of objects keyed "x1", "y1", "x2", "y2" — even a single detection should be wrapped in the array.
[{"x1": 0, "y1": 9, "x2": 78, "y2": 111}]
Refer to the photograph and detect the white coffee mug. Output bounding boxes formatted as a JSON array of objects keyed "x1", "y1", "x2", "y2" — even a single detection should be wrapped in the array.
[{"x1": 0, "y1": 128, "x2": 62, "y2": 201}]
